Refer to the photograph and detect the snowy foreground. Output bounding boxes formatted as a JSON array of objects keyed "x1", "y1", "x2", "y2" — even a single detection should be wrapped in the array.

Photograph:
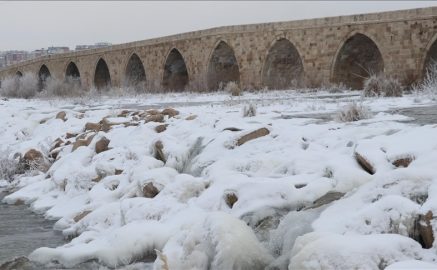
[{"x1": 2, "y1": 90, "x2": 437, "y2": 269}]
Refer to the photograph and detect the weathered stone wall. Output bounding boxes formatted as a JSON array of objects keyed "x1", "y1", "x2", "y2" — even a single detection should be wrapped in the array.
[{"x1": 1, "y1": 6, "x2": 437, "y2": 91}]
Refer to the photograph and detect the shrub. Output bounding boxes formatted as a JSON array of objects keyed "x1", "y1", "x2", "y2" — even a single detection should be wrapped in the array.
[
  {"x1": 242, "y1": 103, "x2": 257, "y2": 117},
  {"x1": 413, "y1": 61, "x2": 437, "y2": 99},
  {"x1": 40, "y1": 76, "x2": 85, "y2": 97},
  {"x1": 363, "y1": 75, "x2": 403, "y2": 97},
  {"x1": 336, "y1": 102, "x2": 372, "y2": 122},
  {"x1": 0, "y1": 73, "x2": 38, "y2": 99},
  {"x1": 0, "y1": 153, "x2": 25, "y2": 182},
  {"x1": 223, "y1": 81, "x2": 241, "y2": 96}
]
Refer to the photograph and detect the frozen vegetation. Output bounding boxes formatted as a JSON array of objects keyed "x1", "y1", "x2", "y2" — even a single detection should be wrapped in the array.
[{"x1": 1, "y1": 76, "x2": 437, "y2": 269}]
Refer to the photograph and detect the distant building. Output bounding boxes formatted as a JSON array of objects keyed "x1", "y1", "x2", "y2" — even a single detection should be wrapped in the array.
[
  {"x1": 3, "y1": 51, "x2": 29, "y2": 66},
  {"x1": 47, "y1": 46, "x2": 70, "y2": 55},
  {"x1": 28, "y1": 48, "x2": 48, "y2": 60},
  {"x1": 75, "y1": 42, "x2": 112, "y2": 51}
]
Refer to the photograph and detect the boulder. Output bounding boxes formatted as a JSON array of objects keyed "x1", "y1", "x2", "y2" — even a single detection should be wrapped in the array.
[
  {"x1": 143, "y1": 182, "x2": 159, "y2": 198},
  {"x1": 117, "y1": 110, "x2": 131, "y2": 117},
  {"x1": 392, "y1": 155, "x2": 414, "y2": 168},
  {"x1": 55, "y1": 111, "x2": 67, "y2": 121},
  {"x1": 154, "y1": 141, "x2": 166, "y2": 163},
  {"x1": 185, "y1": 115, "x2": 197, "y2": 120},
  {"x1": 100, "y1": 118, "x2": 112, "y2": 132},
  {"x1": 155, "y1": 124, "x2": 168, "y2": 133},
  {"x1": 73, "y1": 210, "x2": 92, "y2": 222},
  {"x1": 236, "y1": 128, "x2": 270, "y2": 146},
  {"x1": 145, "y1": 114, "x2": 164, "y2": 123},
  {"x1": 95, "y1": 137, "x2": 110, "y2": 154},
  {"x1": 161, "y1": 108, "x2": 179, "y2": 118},
  {"x1": 411, "y1": 211, "x2": 434, "y2": 249},
  {"x1": 65, "y1": 132, "x2": 77, "y2": 139},
  {"x1": 146, "y1": 109, "x2": 161, "y2": 116},
  {"x1": 0, "y1": 256, "x2": 30, "y2": 270},
  {"x1": 224, "y1": 192, "x2": 238, "y2": 208},
  {"x1": 72, "y1": 139, "x2": 89, "y2": 151},
  {"x1": 50, "y1": 138, "x2": 64, "y2": 151},
  {"x1": 22, "y1": 149, "x2": 45, "y2": 170},
  {"x1": 306, "y1": 191, "x2": 345, "y2": 209},
  {"x1": 84, "y1": 122, "x2": 101, "y2": 132},
  {"x1": 354, "y1": 152, "x2": 375, "y2": 175}
]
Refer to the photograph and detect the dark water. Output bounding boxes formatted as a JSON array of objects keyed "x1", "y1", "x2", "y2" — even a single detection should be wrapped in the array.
[
  {"x1": 0, "y1": 192, "x2": 65, "y2": 266},
  {"x1": 391, "y1": 105, "x2": 437, "y2": 125}
]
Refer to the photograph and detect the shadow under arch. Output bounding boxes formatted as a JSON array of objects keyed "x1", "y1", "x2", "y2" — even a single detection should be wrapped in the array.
[
  {"x1": 124, "y1": 53, "x2": 146, "y2": 92},
  {"x1": 162, "y1": 48, "x2": 189, "y2": 92},
  {"x1": 332, "y1": 32, "x2": 384, "y2": 89},
  {"x1": 94, "y1": 58, "x2": 111, "y2": 90},
  {"x1": 262, "y1": 38, "x2": 304, "y2": 90},
  {"x1": 206, "y1": 40, "x2": 240, "y2": 91},
  {"x1": 38, "y1": 64, "x2": 51, "y2": 91}
]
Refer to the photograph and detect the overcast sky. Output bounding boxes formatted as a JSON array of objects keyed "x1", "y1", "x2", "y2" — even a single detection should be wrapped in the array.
[{"x1": 1, "y1": 1, "x2": 436, "y2": 51}]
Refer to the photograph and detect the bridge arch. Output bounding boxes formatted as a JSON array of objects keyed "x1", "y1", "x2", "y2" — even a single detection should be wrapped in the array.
[
  {"x1": 94, "y1": 57, "x2": 111, "y2": 90},
  {"x1": 331, "y1": 31, "x2": 384, "y2": 89},
  {"x1": 162, "y1": 48, "x2": 189, "y2": 92},
  {"x1": 206, "y1": 40, "x2": 240, "y2": 91},
  {"x1": 262, "y1": 37, "x2": 304, "y2": 90},
  {"x1": 15, "y1": 71, "x2": 23, "y2": 77},
  {"x1": 124, "y1": 53, "x2": 146, "y2": 92},
  {"x1": 421, "y1": 33, "x2": 437, "y2": 78},
  {"x1": 38, "y1": 64, "x2": 51, "y2": 91},
  {"x1": 65, "y1": 61, "x2": 81, "y2": 85}
]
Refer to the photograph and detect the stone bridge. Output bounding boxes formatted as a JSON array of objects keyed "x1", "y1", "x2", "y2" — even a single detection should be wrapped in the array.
[{"x1": 1, "y1": 6, "x2": 437, "y2": 92}]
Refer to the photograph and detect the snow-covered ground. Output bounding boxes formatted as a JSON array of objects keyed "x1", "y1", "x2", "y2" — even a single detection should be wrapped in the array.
[{"x1": 1, "y1": 89, "x2": 437, "y2": 269}]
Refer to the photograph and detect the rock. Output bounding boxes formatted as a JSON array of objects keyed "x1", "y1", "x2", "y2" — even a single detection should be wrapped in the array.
[
  {"x1": 236, "y1": 128, "x2": 270, "y2": 146},
  {"x1": 223, "y1": 127, "x2": 242, "y2": 132},
  {"x1": 411, "y1": 211, "x2": 434, "y2": 249},
  {"x1": 115, "y1": 169, "x2": 123, "y2": 175},
  {"x1": 146, "y1": 109, "x2": 161, "y2": 116},
  {"x1": 49, "y1": 148, "x2": 61, "y2": 160},
  {"x1": 73, "y1": 210, "x2": 92, "y2": 222},
  {"x1": 155, "y1": 124, "x2": 168, "y2": 133},
  {"x1": 84, "y1": 122, "x2": 101, "y2": 132},
  {"x1": 86, "y1": 134, "x2": 96, "y2": 145},
  {"x1": 0, "y1": 256, "x2": 30, "y2": 270},
  {"x1": 92, "y1": 175, "x2": 102, "y2": 182},
  {"x1": 95, "y1": 137, "x2": 110, "y2": 154},
  {"x1": 14, "y1": 199, "x2": 24, "y2": 206},
  {"x1": 154, "y1": 141, "x2": 166, "y2": 163},
  {"x1": 72, "y1": 139, "x2": 89, "y2": 151},
  {"x1": 65, "y1": 132, "x2": 77, "y2": 139},
  {"x1": 224, "y1": 192, "x2": 238, "y2": 208},
  {"x1": 124, "y1": 122, "x2": 140, "y2": 127},
  {"x1": 145, "y1": 114, "x2": 164, "y2": 123},
  {"x1": 307, "y1": 191, "x2": 345, "y2": 209},
  {"x1": 100, "y1": 118, "x2": 112, "y2": 132},
  {"x1": 294, "y1": 183, "x2": 307, "y2": 189},
  {"x1": 392, "y1": 155, "x2": 414, "y2": 168},
  {"x1": 117, "y1": 110, "x2": 131, "y2": 117},
  {"x1": 22, "y1": 149, "x2": 45, "y2": 170},
  {"x1": 55, "y1": 111, "x2": 67, "y2": 121},
  {"x1": 355, "y1": 152, "x2": 375, "y2": 175},
  {"x1": 50, "y1": 138, "x2": 64, "y2": 151},
  {"x1": 161, "y1": 108, "x2": 179, "y2": 118},
  {"x1": 143, "y1": 182, "x2": 159, "y2": 198},
  {"x1": 185, "y1": 115, "x2": 197, "y2": 120}
]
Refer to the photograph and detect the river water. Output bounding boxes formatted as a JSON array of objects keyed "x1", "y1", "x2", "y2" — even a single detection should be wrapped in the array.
[{"x1": 0, "y1": 192, "x2": 65, "y2": 268}]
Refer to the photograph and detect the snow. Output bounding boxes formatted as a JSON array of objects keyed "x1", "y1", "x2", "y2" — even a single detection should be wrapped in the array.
[{"x1": 1, "y1": 89, "x2": 437, "y2": 269}]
